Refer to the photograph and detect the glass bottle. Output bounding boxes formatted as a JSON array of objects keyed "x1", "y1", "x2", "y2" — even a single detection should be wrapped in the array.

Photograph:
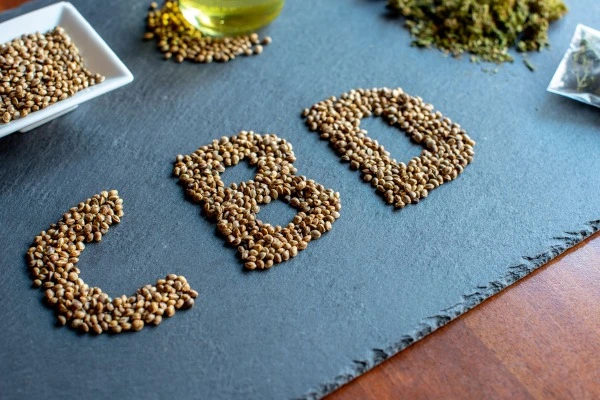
[{"x1": 178, "y1": 0, "x2": 285, "y2": 37}]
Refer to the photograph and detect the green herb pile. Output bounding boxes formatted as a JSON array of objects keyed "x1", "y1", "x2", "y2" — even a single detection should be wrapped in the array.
[{"x1": 388, "y1": 0, "x2": 568, "y2": 63}]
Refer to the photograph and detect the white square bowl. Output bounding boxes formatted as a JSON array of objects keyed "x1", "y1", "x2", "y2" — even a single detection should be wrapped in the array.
[{"x1": 0, "y1": 1, "x2": 133, "y2": 138}]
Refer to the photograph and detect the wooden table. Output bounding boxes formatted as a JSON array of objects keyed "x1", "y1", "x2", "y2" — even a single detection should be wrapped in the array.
[
  {"x1": 328, "y1": 232, "x2": 600, "y2": 399},
  {"x1": 2, "y1": 2, "x2": 598, "y2": 398}
]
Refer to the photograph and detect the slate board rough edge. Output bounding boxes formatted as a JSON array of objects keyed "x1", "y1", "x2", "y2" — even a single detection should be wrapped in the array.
[{"x1": 300, "y1": 219, "x2": 600, "y2": 399}]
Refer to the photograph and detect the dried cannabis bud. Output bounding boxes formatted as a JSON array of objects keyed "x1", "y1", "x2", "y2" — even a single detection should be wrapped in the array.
[
  {"x1": 566, "y1": 34, "x2": 600, "y2": 94},
  {"x1": 388, "y1": 0, "x2": 568, "y2": 63},
  {"x1": 548, "y1": 25, "x2": 600, "y2": 108}
]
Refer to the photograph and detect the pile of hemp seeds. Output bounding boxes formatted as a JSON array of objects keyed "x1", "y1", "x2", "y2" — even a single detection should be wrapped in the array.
[
  {"x1": 303, "y1": 88, "x2": 475, "y2": 209},
  {"x1": 0, "y1": 27, "x2": 104, "y2": 124},
  {"x1": 26, "y1": 190, "x2": 198, "y2": 334},
  {"x1": 173, "y1": 132, "x2": 341, "y2": 270},
  {"x1": 144, "y1": 1, "x2": 272, "y2": 63}
]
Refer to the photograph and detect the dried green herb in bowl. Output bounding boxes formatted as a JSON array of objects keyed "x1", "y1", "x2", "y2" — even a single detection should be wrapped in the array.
[{"x1": 388, "y1": 0, "x2": 568, "y2": 64}]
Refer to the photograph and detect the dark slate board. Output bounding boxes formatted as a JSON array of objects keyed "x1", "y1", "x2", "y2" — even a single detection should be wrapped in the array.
[{"x1": 1, "y1": 1, "x2": 599, "y2": 399}]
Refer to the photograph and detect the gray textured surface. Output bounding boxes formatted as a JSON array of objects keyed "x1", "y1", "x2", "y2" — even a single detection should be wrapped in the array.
[{"x1": 1, "y1": 1, "x2": 599, "y2": 399}]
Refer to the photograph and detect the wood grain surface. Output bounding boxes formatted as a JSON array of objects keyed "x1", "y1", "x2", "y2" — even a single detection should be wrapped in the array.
[
  {"x1": 2, "y1": 1, "x2": 598, "y2": 399},
  {"x1": 328, "y1": 232, "x2": 600, "y2": 400},
  {"x1": 0, "y1": 0, "x2": 26, "y2": 11}
]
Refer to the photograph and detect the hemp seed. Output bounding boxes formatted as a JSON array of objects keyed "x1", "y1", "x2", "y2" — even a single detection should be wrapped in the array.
[
  {"x1": 145, "y1": 1, "x2": 272, "y2": 64},
  {"x1": 302, "y1": 88, "x2": 475, "y2": 208},
  {"x1": 26, "y1": 191, "x2": 197, "y2": 335},
  {"x1": 173, "y1": 132, "x2": 341, "y2": 270},
  {"x1": 0, "y1": 27, "x2": 104, "y2": 124}
]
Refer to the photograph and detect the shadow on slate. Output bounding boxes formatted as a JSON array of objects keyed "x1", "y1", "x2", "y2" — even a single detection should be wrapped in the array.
[{"x1": 1, "y1": 0, "x2": 600, "y2": 399}]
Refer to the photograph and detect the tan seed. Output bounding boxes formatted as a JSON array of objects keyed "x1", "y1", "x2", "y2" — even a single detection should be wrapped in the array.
[{"x1": 132, "y1": 320, "x2": 144, "y2": 331}]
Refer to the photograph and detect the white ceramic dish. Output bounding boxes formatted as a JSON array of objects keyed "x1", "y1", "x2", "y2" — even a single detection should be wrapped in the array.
[{"x1": 0, "y1": 2, "x2": 133, "y2": 139}]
